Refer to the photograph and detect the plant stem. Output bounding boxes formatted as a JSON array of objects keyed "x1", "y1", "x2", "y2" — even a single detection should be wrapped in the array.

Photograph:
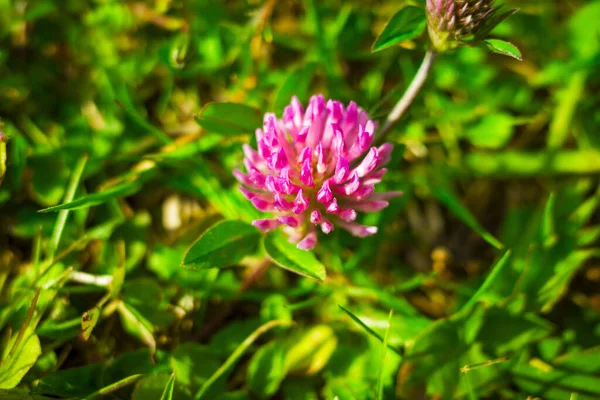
[{"x1": 378, "y1": 50, "x2": 436, "y2": 139}]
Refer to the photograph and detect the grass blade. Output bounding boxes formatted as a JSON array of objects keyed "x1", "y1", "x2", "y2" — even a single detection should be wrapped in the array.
[
  {"x1": 194, "y1": 319, "x2": 292, "y2": 400},
  {"x1": 377, "y1": 309, "x2": 393, "y2": 400}
]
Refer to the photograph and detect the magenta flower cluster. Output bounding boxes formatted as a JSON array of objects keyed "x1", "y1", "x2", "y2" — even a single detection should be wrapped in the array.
[{"x1": 234, "y1": 95, "x2": 401, "y2": 250}]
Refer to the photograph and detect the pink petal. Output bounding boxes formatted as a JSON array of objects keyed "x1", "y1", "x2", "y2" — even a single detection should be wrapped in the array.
[
  {"x1": 362, "y1": 168, "x2": 387, "y2": 185},
  {"x1": 338, "y1": 208, "x2": 357, "y2": 222},
  {"x1": 300, "y1": 158, "x2": 315, "y2": 187},
  {"x1": 317, "y1": 180, "x2": 333, "y2": 204},
  {"x1": 252, "y1": 219, "x2": 281, "y2": 232},
  {"x1": 310, "y1": 209, "x2": 322, "y2": 224},
  {"x1": 293, "y1": 189, "x2": 309, "y2": 214},
  {"x1": 353, "y1": 147, "x2": 379, "y2": 178},
  {"x1": 351, "y1": 200, "x2": 389, "y2": 212},
  {"x1": 274, "y1": 193, "x2": 293, "y2": 212},
  {"x1": 320, "y1": 219, "x2": 334, "y2": 234},
  {"x1": 333, "y1": 156, "x2": 349, "y2": 184},
  {"x1": 296, "y1": 125, "x2": 309, "y2": 144},
  {"x1": 251, "y1": 197, "x2": 274, "y2": 212},
  {"x1": 297, "y1": 231, "x2": 317, "y2": 250},
  {"x1": 277, "y1": 215, "x2": 300, "y2": 228},
  {"x1": 233, "y1": 169, "x2": 262, "y2": 189},
  {"x1": 338, "y1": 221, "x2": 378, "y2": 237},
  {"x1": 316, "y1": 142, "x2": 327, "y2": 174},
  {"x1": 298, "y1": 146, "x2": 312, "y2": 164},
  {"x1": 326, "y1": 198, "x2": 339, "y2": 213},
  {"x1": 341, "y1": 172, "x2": 360, "y2": 195}
]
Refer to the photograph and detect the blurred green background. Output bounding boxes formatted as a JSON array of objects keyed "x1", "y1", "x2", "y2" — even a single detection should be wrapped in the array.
[{"x1": 1, "y1": 0, "x2": 599, "y2": 399}]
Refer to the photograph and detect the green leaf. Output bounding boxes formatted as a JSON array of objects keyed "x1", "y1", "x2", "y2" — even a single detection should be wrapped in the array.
[
  {"x1": 39, "y1": 180, "x2": 143, "y2": 213},
  {"x1": 338, "y1": 305, "x2": 403, "y2": 356},
  {"x1": 371, "y1": 6, "x2": 426, "y2": 52},
  {"x1": 512, "y1": 362, "x2": 600, "y2": 399},
  {"x1": 81, "y1": 307, "x2": 101, "y2": 341},
  {"x1": 247, "y1": 341, "x2": 287, "y2": 398},
  {"x1": 169, "y1": 343, "x2": 221, "y2": 390},
  {"x1": 0, "y1": 140, "x2": 6, "y2": 187},
  {"x1": 195, "y1": 320, "x2": 292, "y2": 400},
  {"x1": 377, "y1": 310, "x2": 393, "y2": 400},
  {"x1": 484, "y1": 39, "x2": 522, "y2": 61},
  {"x1": 160, "y1": 373, "x2": 176, "y2": 400},
  {"x1": 274, "y1": 63, "x2": 316, "y2": 113},
  {"x1": 83, "y1": 374, "x2": 143, "y2": 400},
  {"x1": 0, "y1": 332, "x2": 41, "y2": 389},
  {"x1": 195, "y1": 102, "x2": 263, "y2": 136},
  {"x1": 432, "y1": 186, "x2": 504, "y2": 249},
  {"x1": 466, "y1": 113, "x2": 517, "y2": 149},
  {"x1": 556, "y1": 347, "x2": 600, "y2": 374},
  {"x1": 182, "y1": 220, "x2": 261, "y2": 269},
  {"x1": 117, "y1": 302, "x2": 156, "y2": 354},
  {"x1": 263, "y1": 231, "x2": 326, "y2": 281},
  {"x1": 461, "y1": 251, "x2": 512, "y2": 310}
]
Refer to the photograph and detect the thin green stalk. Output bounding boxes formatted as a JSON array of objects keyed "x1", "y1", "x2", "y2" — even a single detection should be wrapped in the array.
[
  {"x1": 378, "y1": 49, "x2": 436, "y2": 140},
  {"x1": 194, "y1": 319, "x2": 292, "y2": 400},
  {"x1": 377, "y1": 309, "x2": 394, "y2": 400},
  {"x1": 47, "y1": 154, "x2": 89, "y2": 262}
]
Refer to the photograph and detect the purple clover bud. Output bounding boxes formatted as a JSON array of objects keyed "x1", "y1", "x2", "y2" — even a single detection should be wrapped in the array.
[
  {"x1": 426, "y1": 0, "x2": 517, "y2": 52},
  {"x1": 235, "y1": 95, "x2": 402, "y2": 250}
]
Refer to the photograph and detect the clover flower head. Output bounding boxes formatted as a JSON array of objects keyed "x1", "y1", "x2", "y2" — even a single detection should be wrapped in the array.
[
  {"x1": 234, "y1": 95, "x2": 402, "y2": 250},
  {"x1": 426, "y1": 0, "x2": 516, "y2": 52}
]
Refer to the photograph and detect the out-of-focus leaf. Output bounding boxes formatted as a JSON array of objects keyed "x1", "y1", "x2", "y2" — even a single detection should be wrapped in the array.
[
  {"x1": 29, "y1": 152, "x2": 69, "y2": 206},
  {"x1": 39, "y1": 180, "x2": 143, "y2": 212},
  {"x1": 371, "y1": 6, "x2": 426, "y2": 52},
  {"x1": 477, "y1": 308, "x2": 552, "y2": 355},
  {"x1": 274, "y1": 63, "x2": 316, "y2": 113},
  {"x1": 461, "y1": 251, "x2": 512, "y2": 310},
  {"x1": 81, "y1": 307, "x2": 101, "y2": 341},
  {"x1": 285, "y1": 325, "x2": 337, "y2": 376},
  {"x1": 195, "y1": 102, "x2": 262, "y2": 136},
  {"x1": 338, "y1": 305, "x2": 403, "y2": 356},
  {"x1": 484, "y1": 39, "x2": 522, "y2": 60},
  {"x1": 160, "y1": 373, "x2": 176, "y2": 400},
  {"x1": 466, "y1": 113, "x2": 517, "y2": 149},
  {"x1": 82, "y1": 374, "x2": 142, "y2": 400},
  {"x1": 263, "y1": 231, "x2": 326, "y2": 281},
  {"x1": 512, "y1": 362, "x2": 600, "y2": 400},
  {"x1": 182, "y1": 220, "x2": 260, "y2": 269},
  {"x1": 170, "y1": 343, "x2": 221, "y2": 390},
  {"x1": 556, "y1": 347, "x2": 600, "y2": 374},
  {"x1": 0, "y1": 331, "x2": 41, "y2": 389},
  {"x1": 247, "y1": 341, "x2": 287, "y2": 398},
  {"x1": 432, "y1": 185, "x2": 503, "y2": 249},
  {"x1": 195, "y1": 320, "x2": 292, "y2": 400},
  {"x1": 539, "y1": 249, "x2": 600, "y2": 312},
  {"x1": 117, "y1": 302, "x2": 156, "y2": 354}
]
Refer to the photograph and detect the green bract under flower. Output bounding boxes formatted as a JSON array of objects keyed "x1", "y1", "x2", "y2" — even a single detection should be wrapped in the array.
[{"x1": 426, "y1": 0, "x2": 517, "y2": 52}]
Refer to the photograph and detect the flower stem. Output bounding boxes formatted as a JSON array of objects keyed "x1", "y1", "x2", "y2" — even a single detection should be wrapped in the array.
[{"x1": 378, "y1": 49, "x2": 436, "y2": 139}]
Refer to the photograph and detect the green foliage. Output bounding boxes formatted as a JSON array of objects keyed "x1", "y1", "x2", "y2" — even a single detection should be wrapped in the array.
[{"x1": 0, "y1": 0, "x2": 599, "y2": 399}]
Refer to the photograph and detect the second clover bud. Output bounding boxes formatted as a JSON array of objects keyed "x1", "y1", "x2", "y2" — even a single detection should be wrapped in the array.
[{"x1": 426, "y1": 0, "x2": 517, "y2": 52}]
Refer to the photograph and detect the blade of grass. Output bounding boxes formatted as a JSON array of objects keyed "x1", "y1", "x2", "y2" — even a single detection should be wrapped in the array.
[
  {"x1": 194, "y1": 319, "x2": 292, "y2": 400},
  {"x1": 461, "y1": 250, "x2": 512, "y2": 311},
  {"x1": 338, "y1": 305, "x2": 403, "y2": 356},
  {"x1": 83, "y1": 374, "x2": 143, "y2": 400},
  {"x1": 47, "y1": 154, "x2": 89, "y2": 262},
  {"x1": 377, "y1": 309, "x2": 393, "y2": 400},
  {"x1": 160, "y1": 373, "x2": 176, "y2": 400}
]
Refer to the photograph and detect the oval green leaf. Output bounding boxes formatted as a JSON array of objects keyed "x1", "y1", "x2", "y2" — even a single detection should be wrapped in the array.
[
  {"x1": 182, "y1": 220, "x2": 261, "y2": 269},
  {"x1": 263, "y1": 232, "x2": 326, "y2": 281},
  {"x1": 484, "y1": 39, "x2": 522, "y2": 61},
  {"x1": 195, "y1": 102, "x2": 263, "y2": 136},
  {"x1": 372, "y1": 6, "x2": 427, "y2": 52}
]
